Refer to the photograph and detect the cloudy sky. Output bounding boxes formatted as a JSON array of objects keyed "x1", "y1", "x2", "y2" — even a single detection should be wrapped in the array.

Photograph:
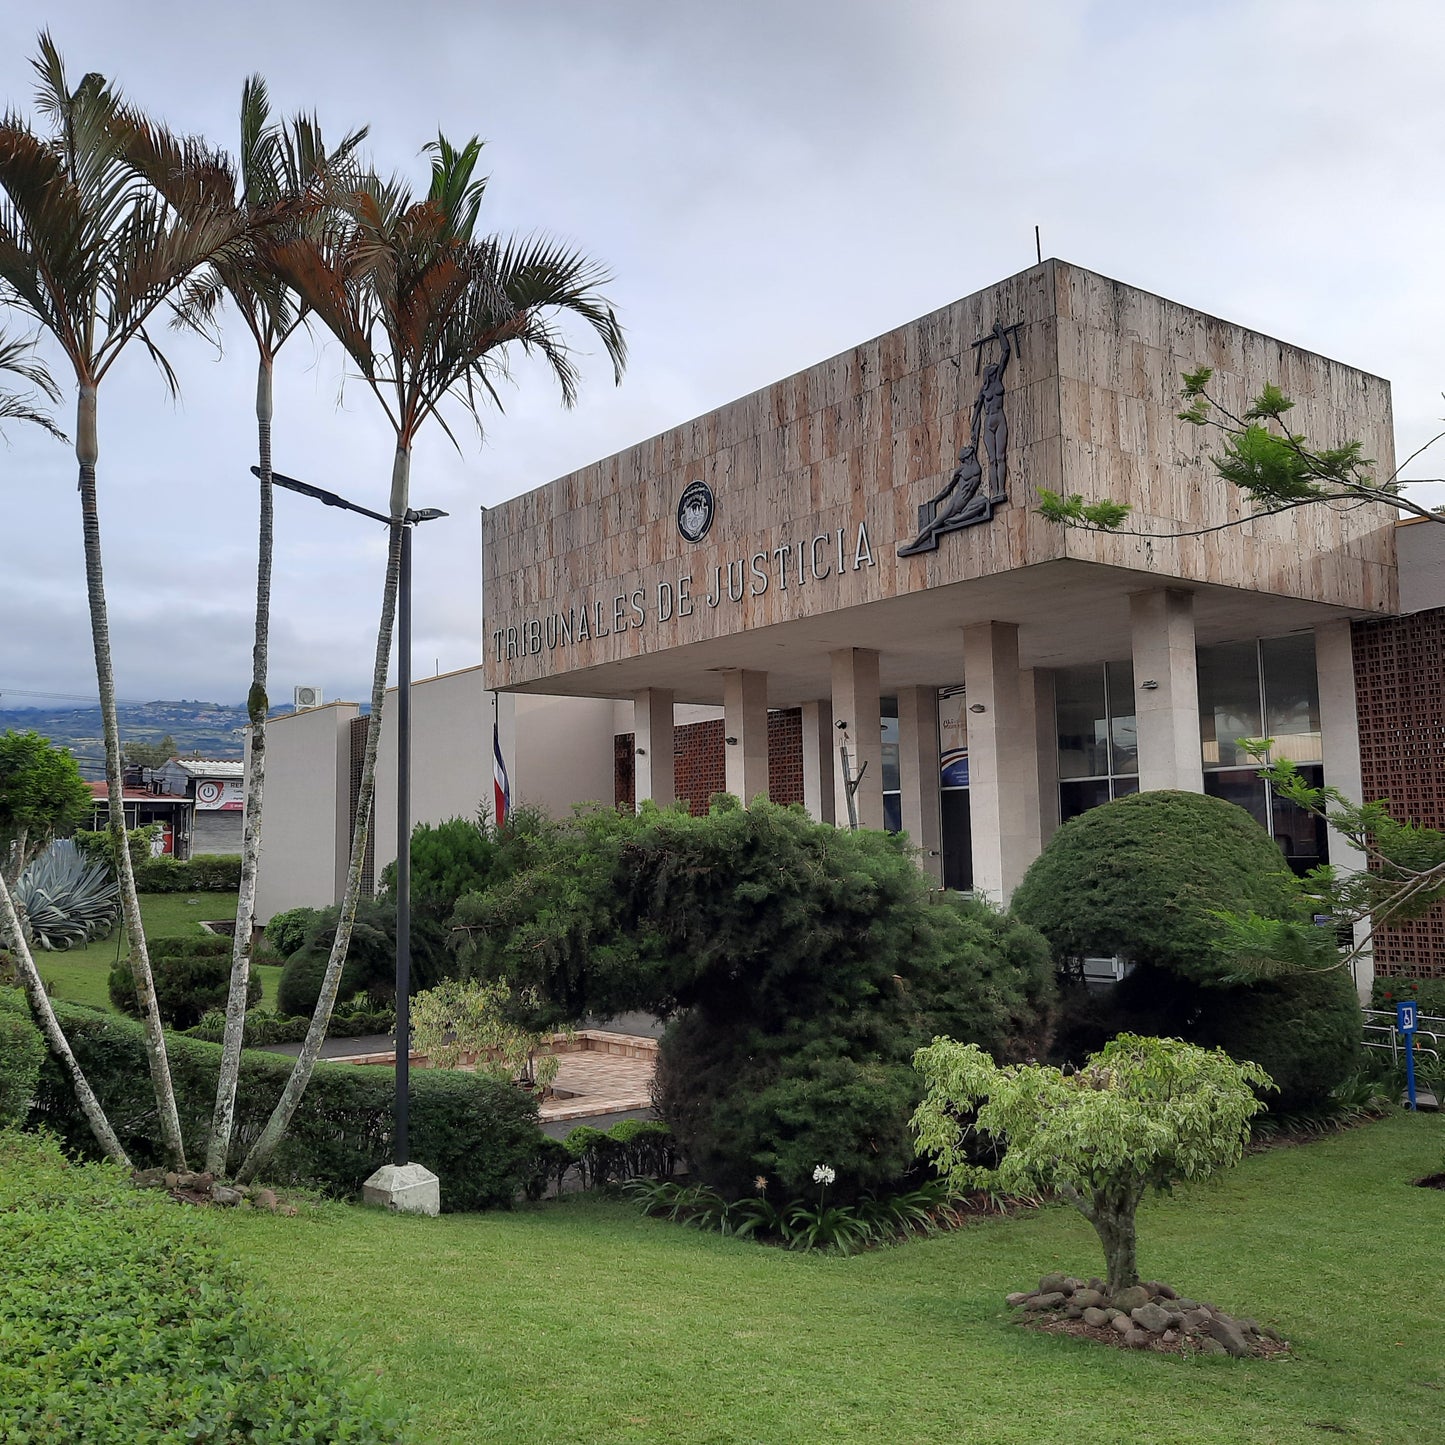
[{"x1": 2, "y1": 0, "x2": 1443, "y2": 709}]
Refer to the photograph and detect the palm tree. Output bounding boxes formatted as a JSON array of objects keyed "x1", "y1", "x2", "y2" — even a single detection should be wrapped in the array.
[
  {"x1": 126, "y1": 79, "x2": 367, "y2": 1176},
  {"x1": 0, "y1": 324, "x2": 126, "y2": 1163},
  {"x1": 234, "y1": 134, "x2": 625, "y2": 1182},
  {"x1": 0, "y1": 34, "x2": 251, "y2": 1167},
  {"x1": 0, "y1": 325, "x2": 65, "y2": 440}
]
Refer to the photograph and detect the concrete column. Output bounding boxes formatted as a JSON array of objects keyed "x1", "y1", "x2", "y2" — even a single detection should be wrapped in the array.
[
  {"x1": 830, "y1": 648, "x2": 883, "y2": 829},
  {"x1": 898, "y1": 685, "x2": 943, "y2": 881},
  {"x1": 1030, "y1": 668, "x2": 1061, "y2": 851},
  {"x1": 632, "y1": 688, "x2": 674, "y2": 808},
  {"x1": 800, "y1": 699, "x2": 836, "y2": 824},
  {"x1": 1316, "y1": 618, "x2": 1373, "y2": 1000},
  {"x1": 961, "y1": 621, "x2": 1034, "y2": 904},
  {"x1": 1130, "y1": 588, "x2": 1204, "y2": 793},
  {"x1": 723, "y1": 669, "x2": 770, "y2": 805}
]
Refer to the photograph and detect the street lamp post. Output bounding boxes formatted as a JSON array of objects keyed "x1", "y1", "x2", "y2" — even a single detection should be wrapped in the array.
[{"x1": 252, "y1": 466, "x2": 447, "y2": 1171}]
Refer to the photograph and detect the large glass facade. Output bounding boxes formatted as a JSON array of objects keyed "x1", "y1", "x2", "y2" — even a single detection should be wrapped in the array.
[
  {"x1": 1054, "y1": 661, "x2": 1139, "y2": 822},
  {"x1": 1052, "y1": 635, "x2": 1327, "y2": 873},
  {"x1": 1199, "y1": 633, "x2": 1325, "y2": 873}
]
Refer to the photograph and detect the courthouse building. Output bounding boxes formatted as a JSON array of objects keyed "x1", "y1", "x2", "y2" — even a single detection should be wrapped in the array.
[{"x1": 255, "y1": 260, "x2": 1445, "y2": 982}]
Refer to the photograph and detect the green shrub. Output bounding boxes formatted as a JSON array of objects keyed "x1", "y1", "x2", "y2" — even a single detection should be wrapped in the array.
[
  {"x1": 261, "y1": 905, "x2": 325, "y2": 961},
  {"x1": 524, "y1": 1135, "x2": 575, "y2": 1200},
  {"x1": 108, "y1": 937, "x2": 261, "y2": 1029},
  {"x1": 0, "y1": 1128, "x2": 409, "y2": 1442},
  {"x1": 1200, "y1": 966, "x2": 1365, "y2": 1113},
  {"x1": 72, "y1": 824, "x2": 160, "y2": 872},
  {"x1": 275, "y1": 940, "x2": 371, "y2": 1018},
  {"x1": 30, "y1": 1001, "x2": 539, "y2": 1210},
  {"x1": 16, "y1": 838, "x2": 119, "y2": 951},
  {"x1": 1012, "y1": 790, "x2": 1359, "y2": 1107},
  {"x1": 453, "y1": 798, "x2": 1055, "y2": 1198},
  {"x1": 184, "y1": 1005, "x2": 395, "y2": 1047},
  {"x1": 1372, "y1": 977, "x2": 1445, "y2": 1018},
  {"x1": 0, "y1": 992, "x2": 44, "y2": 1126},
  {"x1": 132, "y1": 852, "x2": 242, "y2": 893},
  {"x1": 1012, "y1": 790, "x2": 1308, "y2": 986}
]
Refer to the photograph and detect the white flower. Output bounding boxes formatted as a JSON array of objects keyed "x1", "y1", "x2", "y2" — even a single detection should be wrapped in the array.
[{"x1": 812, "y1": 1164, "x2": 836, "y2": 1186}]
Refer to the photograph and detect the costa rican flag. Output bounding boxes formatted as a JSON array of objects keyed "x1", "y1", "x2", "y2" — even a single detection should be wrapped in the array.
[{"x1": 492, "y1": 720, "x2": 510, "y2": 827}]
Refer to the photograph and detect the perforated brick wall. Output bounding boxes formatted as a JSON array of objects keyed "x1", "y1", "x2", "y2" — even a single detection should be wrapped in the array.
[
  {"x1": 1353, "y1": 607, "x2": 1445, "y2": 978},
  {"x1": 614, "y1": 709, "x2": 805, "y2": 815}
]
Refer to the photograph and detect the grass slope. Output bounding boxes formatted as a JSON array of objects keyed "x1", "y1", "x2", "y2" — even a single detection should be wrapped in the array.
[
  {"x1": 227, "y1": 1114, "x2": 1444, "y2": 1445},
  {"x1": 33, "y1": 893, "x2": 282, "y2": 1011}
]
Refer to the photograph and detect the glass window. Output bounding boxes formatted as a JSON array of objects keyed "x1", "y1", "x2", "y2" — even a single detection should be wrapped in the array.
[
  {"x1": 1060, "y1": 778, "x2": 1111, "y2": 823},
  {"x1": 1203, "y1": 769, "x2": 1270, "y2": 833},
  {"x1": 1055, "y1": 665, "x2": 1109, "y2": 779},
  {"x1": 880, "y1": 697, "x2": 900, "y2": 832},
  {"x1": 1106, "y1": 660, "x2": 1138, "y2": 776},
  {"x1": 1262, "y1": 634, "x2": 1322, "y2": 764},
  {"x1": 1198, "y1": 641, "x2": 1263, "y2": 768},
  {"x1": 941, "y1": 789, "x2": 973, "y2": 891},
  {"x1": 1270, "y1": 764, "x2": 1327, "y2": 873}
]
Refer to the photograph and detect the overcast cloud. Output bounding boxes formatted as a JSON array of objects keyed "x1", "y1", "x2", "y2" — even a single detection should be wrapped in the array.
[{"x1": 2, "y1": 0, "x2": 1443, "y2": 707}]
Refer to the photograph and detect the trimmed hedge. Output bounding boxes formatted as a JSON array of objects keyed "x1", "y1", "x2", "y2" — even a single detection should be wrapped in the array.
[
  {"x1": 108, "y1": 935, "x2": 262, "y2": 1029},
  {"x1": 30, "y1": 1001, "x2": 540, "y2": 1211},
  {"x1": 0, "y1": 1129, "x2": 409, "y2": 1442},
  {"x1": 184, "y1": 1006, "x2": 395, "y2": 1048},
  {"x1": 0, "y1": 991, "x2": 44, "y2": 1126},
  {"x1": 133, "y1": 853, "x2": 243, "y2": 893},
  {"x1": 261, "y1": 905, "x2": 325, "y2": 961}
]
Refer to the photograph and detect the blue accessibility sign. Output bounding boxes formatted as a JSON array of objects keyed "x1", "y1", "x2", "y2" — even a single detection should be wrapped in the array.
[{"x1": 1397, "y1": 1001, "x2": 1418, "y2": 1033}]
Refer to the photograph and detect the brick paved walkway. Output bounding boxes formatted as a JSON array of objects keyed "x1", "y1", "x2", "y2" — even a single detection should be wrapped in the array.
[{"x1": 329, "y1": 1029, "x2": 657, "y2": 1123}]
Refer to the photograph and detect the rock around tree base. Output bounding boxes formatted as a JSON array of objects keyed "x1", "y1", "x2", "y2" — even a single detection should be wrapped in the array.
[{"x1": 1005, "y1": 1274, "x2": 1289, "y2": 1359}]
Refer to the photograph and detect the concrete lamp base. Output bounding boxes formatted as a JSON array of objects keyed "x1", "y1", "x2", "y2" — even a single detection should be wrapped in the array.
[{"x1": 361, "y1": 1162, "x2": 440, "y2": 1217}]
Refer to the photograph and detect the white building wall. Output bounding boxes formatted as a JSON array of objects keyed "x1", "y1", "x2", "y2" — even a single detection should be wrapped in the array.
[{"x1": 252, "y1": 701, "x2": 359, "y2": 923}]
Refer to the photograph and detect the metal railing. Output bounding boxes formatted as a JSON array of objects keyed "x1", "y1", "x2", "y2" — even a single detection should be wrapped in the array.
[{"x1": 1362, "y1": 1009, "x2": 1443, "y2": 1071}]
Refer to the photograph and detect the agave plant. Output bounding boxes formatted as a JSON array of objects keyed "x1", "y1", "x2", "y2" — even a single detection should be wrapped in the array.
[{"x1": 16, "y1": 839, "x2": 119, "y2": 951}]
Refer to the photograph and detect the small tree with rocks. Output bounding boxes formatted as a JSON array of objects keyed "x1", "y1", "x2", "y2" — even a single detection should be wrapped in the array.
[{"x1": 911, "y1": 1033, "x2": 1271, "y2": 1295}]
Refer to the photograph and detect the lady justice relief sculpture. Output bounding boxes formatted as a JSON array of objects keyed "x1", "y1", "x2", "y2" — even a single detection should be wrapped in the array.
[{"x1": 898, "y1": 319, "x2": 1021, "y2": 555}]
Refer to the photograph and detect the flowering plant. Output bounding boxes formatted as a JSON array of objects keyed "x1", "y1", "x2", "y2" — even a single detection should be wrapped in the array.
[{"x1": 812, "y1": 1164, "x2": 836, "y2": 1187}]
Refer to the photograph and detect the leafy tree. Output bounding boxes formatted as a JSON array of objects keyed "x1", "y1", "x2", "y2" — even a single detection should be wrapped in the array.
[
  {"x1": 120, "y1": 734, "x2": 176, "y2": 770},
  {"x1": 410, "y1": 977, "x2": 565, "y2": 1091},
  {"x1": 1038, "y1": 366, "x2": 1444, "y2": 532},
  {"x1": 1214, "y1": 753, "x2": 1445, "y2": 988},
  {"x1": 450, "y1": 797, "x2": 1055, "y2": 1197},
  {"x1": 126, "y1": 80, "x2": 367, "y2": 1175},
  {"x1": 0, "y1": 33, "x2": 253, "y2": 1167},
  {"x1": 0, "y1": 730, "x2": 91, "y2": 888},
  {"x1": 912, "y1": 1034, "x2": 1271, "y2": 1294},
  {"x1": 235, "y1": 134, "x2": 625, "y2": 1184}
]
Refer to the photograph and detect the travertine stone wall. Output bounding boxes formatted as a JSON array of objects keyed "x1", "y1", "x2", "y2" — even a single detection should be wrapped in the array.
[{"x1": 483, "y1": 260, "x2": 1396, "y2": 693}]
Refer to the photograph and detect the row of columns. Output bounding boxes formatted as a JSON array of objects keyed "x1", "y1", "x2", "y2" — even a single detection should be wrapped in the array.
[{"x1": 629, "y1": 590, "x2": 1366, "y2": 913}]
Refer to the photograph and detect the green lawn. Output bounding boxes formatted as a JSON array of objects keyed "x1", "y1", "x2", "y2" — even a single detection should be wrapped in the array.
[
  {"x1": 35, "y1": 893, "x2": 284, "y2": 1011},
  {"x1": 226, "y1": 1114, "x2": 1445, "y2": 1445}
]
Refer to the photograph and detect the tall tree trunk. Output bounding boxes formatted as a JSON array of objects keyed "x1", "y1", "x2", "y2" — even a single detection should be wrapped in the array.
[
  {"x1": 0, "y1": 836, "x2": 130, "y2": 1165},
  {"x1": 76, "y1": 383, "x2": 188, "y2": 1169},
  {"x1": 207, "y1": 356, "x2": 274, "y2": 1176},
  {"x1": 235, "y1": 445, "x2": 409, "y2": 1185}
]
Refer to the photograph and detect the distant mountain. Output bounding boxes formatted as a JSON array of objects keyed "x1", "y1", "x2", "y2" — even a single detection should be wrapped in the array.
[{"x1": 0, "y1": 700, "x2": 296, "y2": 778}]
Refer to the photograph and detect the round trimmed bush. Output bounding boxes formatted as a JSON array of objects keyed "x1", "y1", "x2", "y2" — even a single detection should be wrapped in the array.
[
  {"x1": 1198, "y1": 965, "x2": 1363, "y2": 1112},
  {"x1": 1011, "y1": 790, "x2": 1307, "y2": 985},
  {"x1": 108, "y1": 939, "x2": 262, "y2": 1030}
]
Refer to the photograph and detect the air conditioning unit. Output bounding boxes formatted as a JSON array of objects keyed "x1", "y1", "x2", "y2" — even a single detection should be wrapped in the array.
[{"x1": 293, "y1": 685, "x2": 324, "y2": 710}]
